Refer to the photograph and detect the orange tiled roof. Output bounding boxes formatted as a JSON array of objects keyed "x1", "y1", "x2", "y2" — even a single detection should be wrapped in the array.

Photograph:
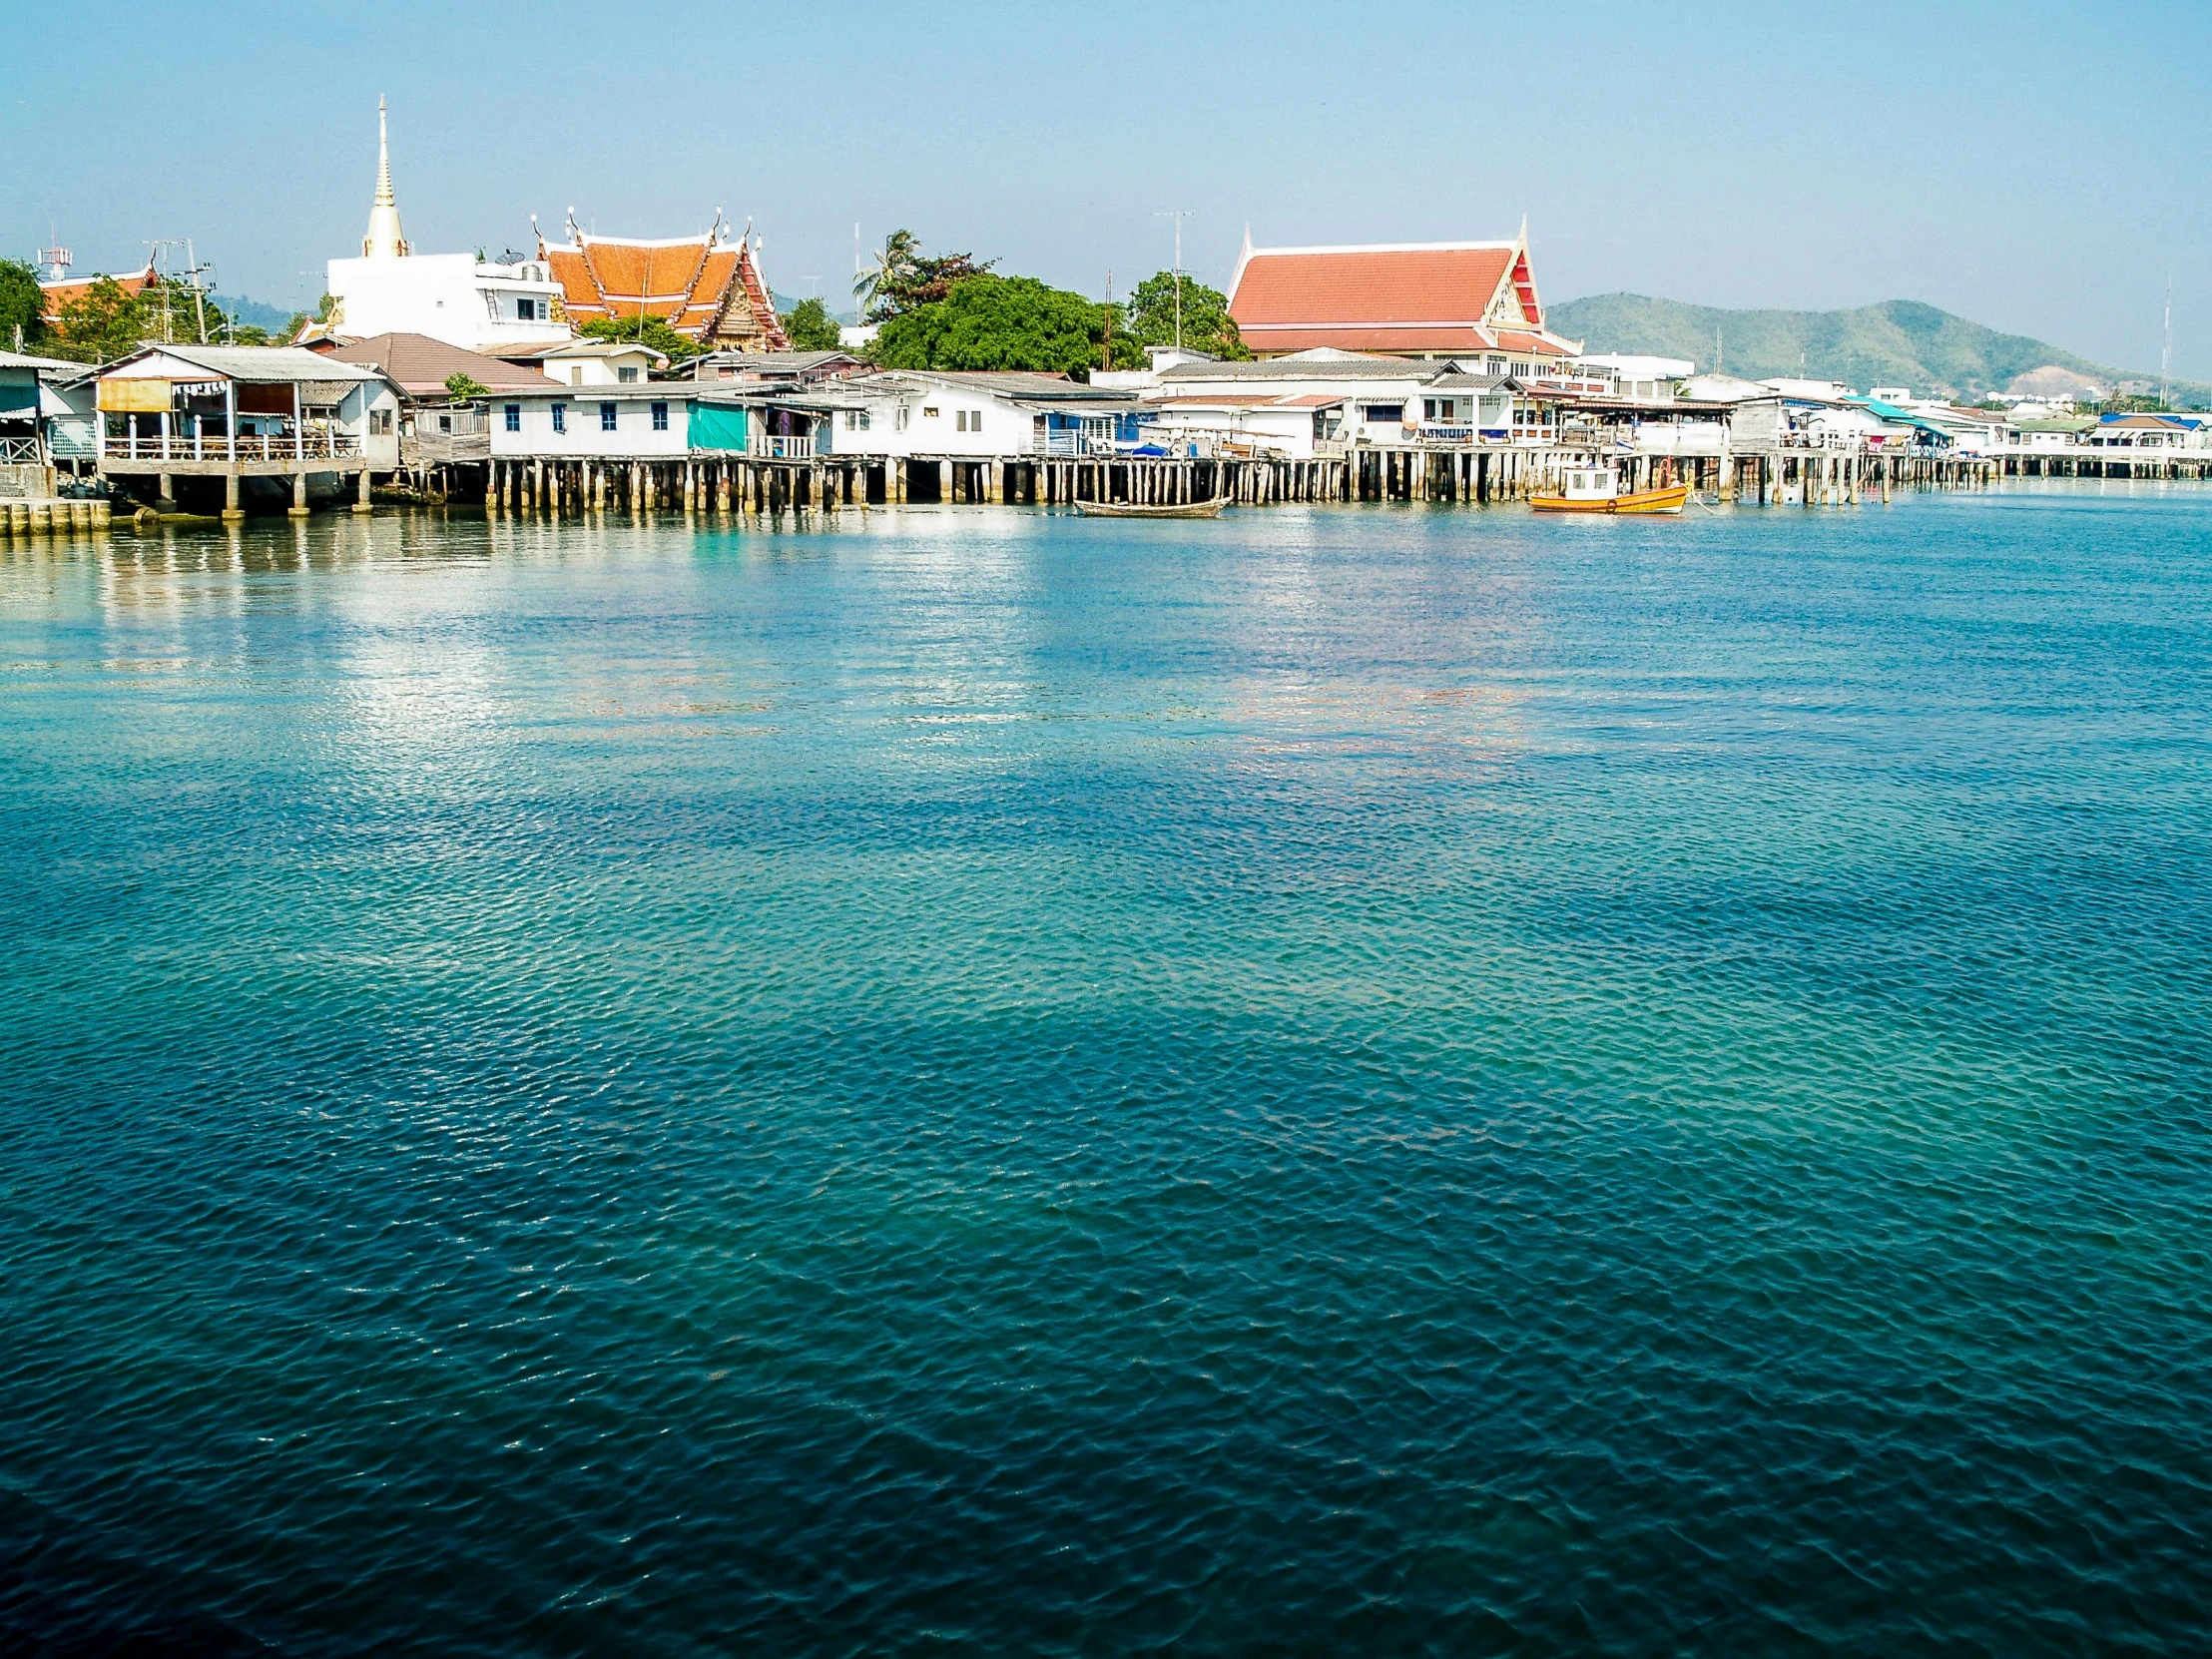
[
  {"x1": 39, "y1": 265, "x2": 159, "y2": 320},
  {"x1": 537, "y1": 226, "x2": 788, "y2": 349},
  {"x1": 1230, "y1": 241, "x2": 1574, "y2": 357}
]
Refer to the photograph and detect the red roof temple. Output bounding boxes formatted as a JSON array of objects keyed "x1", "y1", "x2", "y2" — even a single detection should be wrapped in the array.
[
  {"x1": 536, "y1": 214, "x2": 788, "y2": 351},
  {"x1": 1227, "y1": 227, "x2": 1579, "y2": 362}
]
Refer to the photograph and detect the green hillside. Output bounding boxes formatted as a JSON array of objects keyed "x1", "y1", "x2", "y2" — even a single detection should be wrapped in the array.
[{"x1": 1548, "y1": 294, "x2": 2206, "y2": 404}]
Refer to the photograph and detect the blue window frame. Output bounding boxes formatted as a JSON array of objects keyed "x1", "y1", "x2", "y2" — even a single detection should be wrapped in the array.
[
  {"x1": 651, "y1": 401, "x2": 668, "y2": 432},
  {"x1": 551, "y1": 402, "x2": 566, "y2": 434},
  {"x1": 600, "y1": 401, "x2": 618, "y2": 431},
  {"x1": 503, "y1": 403, "x2": 520, "y2": 432}
]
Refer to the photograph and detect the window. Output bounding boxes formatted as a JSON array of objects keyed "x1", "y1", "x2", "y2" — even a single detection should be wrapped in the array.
[
  {"x1": 516, "y1": 297, "x2": 538, "y2": 321},
  {"x1": 954, "y1": 410, "x2": 966, "y2": 431},
  {"x1": 1486, "y1": 356, "x2": 1506, "y2": 375},
  {"x1": 895, "y1": 405, "x2": 910, "y2": 431},
  {"x1": 651, "y1": 401, "x2": 668, "y2": 431},
  {"x1": 600, "y1": 402, "x2": 618, "y2": 431},
  {"x1": 921, "y1": 405, "x2": 939, "y2": 418},
  {"x1": 1362, "y1": 403, "x2": 1403, "y2": 423},
  {"x1": 504, "y1": 403, "x2": 521, "y2": 432},
  {"x1": 369, "y1": 408, "x2": 393, "y2": 435},
  {"x1": 552, "y1": 402, "x2": 566, "y2": 434},
  {"x1": 969, "y1": 408, "x2": 982, "y2": 432},
  {"x1": 571, "y1": 365, "x2": 587, "y2": 386},
  {"x1": 618, "y1": 366, "x2": 640, "y2": 384}
]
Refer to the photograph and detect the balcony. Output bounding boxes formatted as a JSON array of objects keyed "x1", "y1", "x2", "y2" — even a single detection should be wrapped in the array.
[
  {"x1": 0, "y1": 435, "x2": 44, "y2": 465},
  {"x1": 102, "y1": 431, "x2": 365, "y2": 463},
  {"x1": 751, "y1": 433, "x2": 815, "y2": 459}
]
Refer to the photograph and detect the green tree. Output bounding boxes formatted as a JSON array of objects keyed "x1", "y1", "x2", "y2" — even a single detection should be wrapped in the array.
[
  {"x1": 1126, "y1": 271, "x2": 1249, "y2": 359},
  {"x1": 445, "y1": 371, "x2": 489, "y2": 401},
  {"x1": 779, "y1": 296, "x2": 844, "y2": 352},
  {"x1": 0, "y1": 259, "x2": 46, "y2": 351},
  {"x1": 859, "y1": 230, "x2": 995, "y2": 323},
  {"x1": 577, "y1": 312, "x2": 703, "y2": 363},
  {"x1": 872, "y1": 275, "x2": 1141, "y2": 377},
  {"x1": 853, "y1": 229, "x2": 919, "y2": 316},
  {"x1": 137, "y1": 277, "x2": 230, "y2": 346},
  {"x1": 48, "y1": 276, "x2": 149, "y2": 363}
]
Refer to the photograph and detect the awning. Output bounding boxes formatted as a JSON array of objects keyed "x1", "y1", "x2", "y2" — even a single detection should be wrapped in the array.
[{"x1": 98, "y1": 379, "x2": 173, "y2": 413}]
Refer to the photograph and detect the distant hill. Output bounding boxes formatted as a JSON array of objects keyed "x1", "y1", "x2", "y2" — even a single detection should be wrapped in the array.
[
  {"x1": 1548, "y1": 294, "x2": 2209, "y2": 405},
  {"x1": 211, "y1": 292, "x2": 298, "y2": 330}
]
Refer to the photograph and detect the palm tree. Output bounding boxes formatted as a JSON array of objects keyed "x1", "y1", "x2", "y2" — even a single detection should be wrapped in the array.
[{"x1": 853, "y1": 229, "x2": 920, "y2": 317}]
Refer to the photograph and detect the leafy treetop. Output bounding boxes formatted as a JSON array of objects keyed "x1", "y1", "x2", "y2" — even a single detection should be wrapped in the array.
[
  {"x1": 577, "y1": 312, "x2": 703, "y2": 362},
  {"x1": 1125, "y1": 272, "x2": 1249, "y2": 360},
  {"x1": 857, "y1": 230, "x2": 996, "y2": 323},
  {"x1": 445, "y1": 372, "x2": 489, "y2": 401},
  {"x1": 0, "y1": 260, "x2": 46, "y2": 351},
  {"x1": 779, "y1": 297, "x2": 843, "y2": 353},
  {"x1": 872, "y1": 275, "x2": 1142, "y2": 378},
  {"x1": 47, "y1": 277, "x2": 148, "y2": 363}
]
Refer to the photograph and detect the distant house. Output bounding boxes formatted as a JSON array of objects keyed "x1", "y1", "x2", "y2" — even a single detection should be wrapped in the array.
[
  {"x1": 830, "y1": 370, "x2": 1142, "y2": 460},
  {"x1": 685, "y1": 349, "x2": 869, "y2": 387},
  {"x1": 94, "y1": 343, "x2": 399, "y2": 516},
  {"x1": 319, "y1": 332, "x2": 560, "y2": 479},
  {"x1": 2088, "y1": 413, "x2": 2205, "y2": 451},
  {"x1": 488, "y1": 384, "x2": 706, "y2": 465},
  {"x1": 537, "y1": 215, "x2": 789, "y2": 350},
  {"x1": 536, "y1": 340, "x2": 670, "y2": 387},
  {"x1": 1152, "y1": 353, "x2": 1523, "y2": 447},
  {"x1": 0, "y1": 350, "x2": 91, "y2": 496},
  {"x1": 1226, "y1": 227, "x2": 1581, "y2": 366}
]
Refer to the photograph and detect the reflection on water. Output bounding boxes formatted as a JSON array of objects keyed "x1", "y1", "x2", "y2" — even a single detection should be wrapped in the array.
[{"x1": 2, "y1": 494, "x2": 2211, "y2": 1656}]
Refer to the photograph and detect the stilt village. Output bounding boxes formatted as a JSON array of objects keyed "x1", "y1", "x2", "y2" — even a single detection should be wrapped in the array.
[{"x1": 4, "y1": 102, "x2": 2207, "y2": 538}]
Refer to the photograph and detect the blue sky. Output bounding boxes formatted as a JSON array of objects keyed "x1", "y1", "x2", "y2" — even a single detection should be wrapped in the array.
[{"x1": 7, "y1": 0, "x2": 2208, "y2": 375}]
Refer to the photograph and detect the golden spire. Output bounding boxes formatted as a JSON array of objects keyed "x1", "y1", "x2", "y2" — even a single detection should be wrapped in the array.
[{"x1": 362, "y1": 95, "x2": 409, "y2": 258}]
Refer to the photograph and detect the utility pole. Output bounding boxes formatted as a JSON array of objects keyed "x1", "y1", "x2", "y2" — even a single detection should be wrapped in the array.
[
  {"x1": 1102, "y1": 269, "x2": 1114, "y2": 372},
  {"x1": 1155, "y1": 210, "x2": 1193, "y2": 351},
  {"x1": 185, "y1": 237, "x2": 210, "y2": 343},
  {"x1": 2160, "y1": 273, "x2": 2173, "y2": 410}
]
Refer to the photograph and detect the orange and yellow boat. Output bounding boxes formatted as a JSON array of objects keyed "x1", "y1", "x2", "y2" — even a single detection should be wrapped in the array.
[{"x1": 1531, "y1": 466, "x2": 1690, "y2": 515}]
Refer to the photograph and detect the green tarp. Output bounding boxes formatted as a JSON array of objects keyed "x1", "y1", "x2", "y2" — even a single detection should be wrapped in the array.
[
  {"x1": 0, "y1": 378, "x2": 36, "y2": 413},
  {"x1": 691, "y1": 404, "x2": 748, "y2": 451}
]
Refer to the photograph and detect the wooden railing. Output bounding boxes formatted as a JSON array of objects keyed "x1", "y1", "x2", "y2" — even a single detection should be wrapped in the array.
[
  {"x1": 751, "y1": 433, "x2": 814, "y2": 459},
  {"x1": 0, "y1": 435, "x2": 43, "y2": 464},
  {"x1": 102, "y1": 431, "x2": 365, "y2": 462}
]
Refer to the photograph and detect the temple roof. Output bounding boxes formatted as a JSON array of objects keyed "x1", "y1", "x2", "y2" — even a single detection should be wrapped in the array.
[
  {"x1": 537, "y1": 223, "x2": 789, "y2": 349},
  {"x1": 1228, "y1": 237, "x2": 1578, "y2": 358}
]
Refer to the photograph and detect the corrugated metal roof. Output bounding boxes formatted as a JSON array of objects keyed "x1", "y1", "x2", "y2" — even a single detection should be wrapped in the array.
[
  {"x1": 0, "y1": 350, "x2": 87, "y2": 373},
  {"x1": 114, "y1": 344, "x2": 387, "y2": 384}
]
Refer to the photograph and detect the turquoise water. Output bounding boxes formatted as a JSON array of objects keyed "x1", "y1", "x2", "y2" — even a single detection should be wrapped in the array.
[{"x1": 2, "y1": 491, "x2": 2209, "y2": 1655}]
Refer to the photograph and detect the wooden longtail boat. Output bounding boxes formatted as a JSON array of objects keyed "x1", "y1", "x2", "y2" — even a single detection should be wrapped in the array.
[
  {"x1": 1530, "y1": 467, "x2": 1690, "y2": 515},
  {"x1": 1071, "y1": 495, "x2": 1230, "y2": 519}
]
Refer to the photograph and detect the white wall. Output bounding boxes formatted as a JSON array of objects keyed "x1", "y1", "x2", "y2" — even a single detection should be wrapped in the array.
[
  {"x1": 487, "y1": 393, "x2": 693, "y2": 458},
  {"x1": 326, "y1": 254, "x2": 568, "y2": 350}
]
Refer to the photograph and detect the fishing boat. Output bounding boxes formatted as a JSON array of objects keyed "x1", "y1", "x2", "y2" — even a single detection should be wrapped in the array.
[
  {"x1": 1530, "y1": 466, "x2": 1689, "y2": 515},
  {"x1": 1071, "y1": 495, "x2": 1229, "y2": 519}
]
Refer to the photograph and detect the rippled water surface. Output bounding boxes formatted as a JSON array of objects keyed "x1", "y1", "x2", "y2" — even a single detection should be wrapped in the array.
[{"x1": 3, "y1": 492, "x2": 2209, "y2": 1655}]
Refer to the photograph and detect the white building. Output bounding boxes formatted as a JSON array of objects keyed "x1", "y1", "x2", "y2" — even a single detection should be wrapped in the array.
[
  {"x1": 321, "y1": 101, "x2": 570, "y2": 352},
  {"x1": 1574, "y1": 354, "x2": 1695, "y2": 400},
  {"x1": 827, "y1": 371, "x2": 1139, "y2": 459},
  {"x1": 536, "y1": 340, "x2": 668, "y2": 386},
  {"x1": 486, "y1": 385, "x2": 698, "y2": 462}
]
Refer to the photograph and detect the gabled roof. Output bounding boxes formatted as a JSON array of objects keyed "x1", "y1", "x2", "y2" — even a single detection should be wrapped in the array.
[
  {"x1": 537, "y1": 218, "x2": 790, "y2": 349},
  {"x1": 321, "y1": 333, "x2": 562, "y2": 398},
  {"x1": 1227, "y1": 232, "x2": 1580, "y2": 358},
  {"x1": 105, "y1": 344, "x2": 389, "y2": 384}
]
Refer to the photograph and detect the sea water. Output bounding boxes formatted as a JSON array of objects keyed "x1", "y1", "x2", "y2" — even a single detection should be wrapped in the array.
[{"x1": 2, "y1": 491, "x2": 2208, "y2": 1655}]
